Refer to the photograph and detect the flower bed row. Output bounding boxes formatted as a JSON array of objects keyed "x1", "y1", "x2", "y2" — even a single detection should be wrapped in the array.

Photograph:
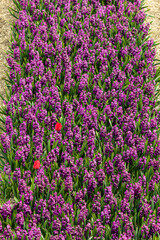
[{"x1": 0, "y1": 0, "x2": 160, "y2": 239}]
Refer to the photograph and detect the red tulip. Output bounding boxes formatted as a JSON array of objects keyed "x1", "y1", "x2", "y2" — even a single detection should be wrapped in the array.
[
  {"x1": 33, "y1": 160, "x2": 40, "y2": 170},
  {"x1": 55, "y1": 122, "x2": 62, "y2": 131}
]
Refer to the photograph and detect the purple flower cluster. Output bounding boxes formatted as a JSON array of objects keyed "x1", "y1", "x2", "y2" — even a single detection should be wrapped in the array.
[{"x1": 0, "y1": 0, "x2": 160, "y2": 239}]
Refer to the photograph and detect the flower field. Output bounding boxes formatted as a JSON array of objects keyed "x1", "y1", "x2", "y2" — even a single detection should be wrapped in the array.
[{"x1": 0, "y1": 0, "x2": 160, "y2": 239}]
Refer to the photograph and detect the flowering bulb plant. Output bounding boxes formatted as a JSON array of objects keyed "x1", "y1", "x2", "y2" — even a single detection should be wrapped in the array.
[
  {"x1": 55, "y1": 122, "x2": 62, "y2": 132},
  {"x1": 33, "y1": 160, "x2": 41, "y2": 170},
  {"x1": 0, "y1": 0, "x2": 159, "y2": 239}
]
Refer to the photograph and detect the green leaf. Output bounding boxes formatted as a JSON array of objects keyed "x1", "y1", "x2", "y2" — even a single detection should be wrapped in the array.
[
  {"x1": 0, "y1": 116, "x2": 6, "y2": 124},
  {"x1": 47, "y1": 139, "x2": 51, "y2": 153},
  {"x1": 14, "y1": 196, "x2": 19, "y2": 203},
  {"x1": 0, "y1": 151, "x2": 9, "y2": 162},
  {"x1": 108, "y1": 118, "x2": 112, "y2": 128},
  {"x1": 30, "y1": 177, "x2": 35, "y2": 192}
]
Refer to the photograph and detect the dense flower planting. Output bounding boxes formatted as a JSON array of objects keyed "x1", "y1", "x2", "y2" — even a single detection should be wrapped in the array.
[{"x1": 0, "y1": 0, "x2": 160, "y2": 239}]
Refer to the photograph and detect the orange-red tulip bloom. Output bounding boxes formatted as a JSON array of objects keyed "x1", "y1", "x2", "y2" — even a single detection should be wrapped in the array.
[
  {"x1": 55, "y1": 122, "x2": 62, "y2": 131},
  {"x1": 33, "y1": 160, "x2": 40, "y2": 170}
]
